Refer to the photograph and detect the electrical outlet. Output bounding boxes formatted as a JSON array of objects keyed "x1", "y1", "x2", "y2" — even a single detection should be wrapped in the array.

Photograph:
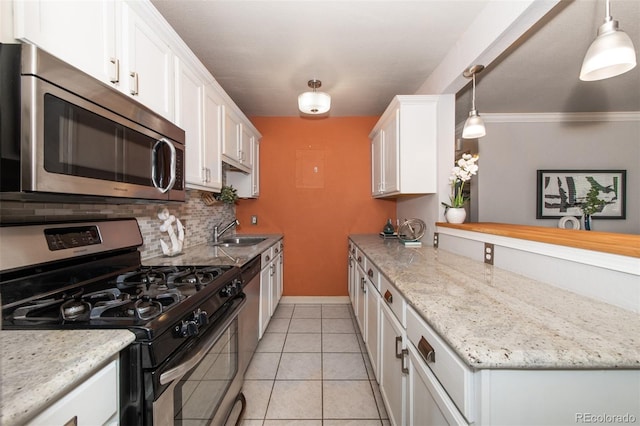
[{"x1": 251, "y1": 215, "x2": 258, "y2": 225}]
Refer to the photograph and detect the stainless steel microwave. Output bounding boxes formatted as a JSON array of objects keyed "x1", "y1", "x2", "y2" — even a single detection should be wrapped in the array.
[{"x1": 0, "y1": 43, "x2": 185, "y2": 203}]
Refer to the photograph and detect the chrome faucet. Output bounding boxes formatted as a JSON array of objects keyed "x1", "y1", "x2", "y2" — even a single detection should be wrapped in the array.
[{"x1": 213, "y1": 219, "x2": 239, "y2": 243}]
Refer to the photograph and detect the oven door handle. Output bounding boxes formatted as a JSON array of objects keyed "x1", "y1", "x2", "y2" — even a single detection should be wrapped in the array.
[{"x1": 159, "y1": 296, "x2": 246, "y2": 386}]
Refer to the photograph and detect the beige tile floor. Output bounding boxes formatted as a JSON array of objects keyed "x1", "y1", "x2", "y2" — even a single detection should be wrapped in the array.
[{"x1": 241, "y1": 304, "x2": 390, "y2": 426}]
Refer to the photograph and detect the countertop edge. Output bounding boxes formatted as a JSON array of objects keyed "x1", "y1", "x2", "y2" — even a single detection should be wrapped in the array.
[{"x1": 0, "y1": 329, "x2": 136, "y2": 426}]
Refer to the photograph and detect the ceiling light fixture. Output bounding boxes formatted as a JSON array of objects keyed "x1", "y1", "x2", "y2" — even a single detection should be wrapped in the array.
[
  {"x1": 298, "y1": 79, "x2": 331, "y2": 115},
  {"x1": 462, "y1": 65, "x2": 486, "y2": 139},
  {"x1": 580, "y1": 0, "x2": 637, "y2": 81}
]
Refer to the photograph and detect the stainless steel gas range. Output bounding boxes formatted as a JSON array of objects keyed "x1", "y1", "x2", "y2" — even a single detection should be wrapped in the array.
[{"x1": 0, "y1": 218, "x2": 249, "y2": 425}]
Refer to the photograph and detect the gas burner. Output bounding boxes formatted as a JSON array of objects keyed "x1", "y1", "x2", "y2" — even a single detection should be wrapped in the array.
[
  {"x1": 129, "y1": 298, "x2": 163, "y2": 320},
  {"x1": 116, "y1": 266, "x2": 180, "y2": 290},
  {"x1": 61, "y1": 299, "x2": 91, "y2": 321},
  {"x1": 167, "y1": 267, "x2": 224, "y2": 289}
]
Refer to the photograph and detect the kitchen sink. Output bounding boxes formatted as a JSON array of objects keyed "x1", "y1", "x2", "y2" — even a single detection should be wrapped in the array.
[{"x1": 214, "y1": 237, "x2": 267, "y2": 247}]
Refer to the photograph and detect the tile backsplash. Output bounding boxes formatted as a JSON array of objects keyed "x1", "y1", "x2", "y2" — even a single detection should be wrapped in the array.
[{"x1": 0, "y1": 190, "x2": 235, "y2": 260}]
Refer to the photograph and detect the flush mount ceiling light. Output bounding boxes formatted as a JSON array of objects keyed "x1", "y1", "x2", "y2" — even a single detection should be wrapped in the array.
[
  {"x1": 462, "y1": 65, "x2": 486, "y2": 139},
  {"x1": 580, "y1": 0, "x2": 637, "y2": 81},
  {"x1": 298, "y1": 79, "x2": 331, "y2": 115}
]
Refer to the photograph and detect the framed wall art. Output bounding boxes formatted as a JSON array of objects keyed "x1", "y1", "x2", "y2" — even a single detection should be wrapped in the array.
[{"x1": 536, "y1": 170, "x2": 626, "y2": 219}]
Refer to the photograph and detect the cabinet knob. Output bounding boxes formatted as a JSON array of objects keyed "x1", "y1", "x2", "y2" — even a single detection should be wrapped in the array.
[
  {"x1": 418, "y1": 336, "x2": 436, "y2": 363},
  {"x1": 357, "y1": 256, "x2": 362, "y2": 264},
  {"x1": 367, "y1": 268, "x2": 374, "y2": 278}
]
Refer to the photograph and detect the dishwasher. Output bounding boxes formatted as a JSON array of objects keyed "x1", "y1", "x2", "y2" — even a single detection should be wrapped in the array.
[
  {"x1": 238, "y1": 255, "x2": 261, "y2": 375},
  {"x1": 223, "y1": 255, "x2": 260, "y2": 425}
]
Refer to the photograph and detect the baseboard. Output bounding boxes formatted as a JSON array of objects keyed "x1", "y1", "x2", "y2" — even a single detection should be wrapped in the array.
[{"x1": 279, "y1": 296, "x2": 350, "y2": 304}]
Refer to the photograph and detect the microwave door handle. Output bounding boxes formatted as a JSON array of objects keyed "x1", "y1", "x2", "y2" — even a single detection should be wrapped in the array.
[{"x1": 152, "y1": 138, "x2": 177, "y2": 193}]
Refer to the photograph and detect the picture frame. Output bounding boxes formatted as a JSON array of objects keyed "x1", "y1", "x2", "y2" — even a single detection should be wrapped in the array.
[{"x1": 536, "y1": 170, "x2": 626, "y2": 219}]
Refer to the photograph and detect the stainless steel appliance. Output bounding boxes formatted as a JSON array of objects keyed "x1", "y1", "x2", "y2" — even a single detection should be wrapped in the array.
[
  {"x1": 0, "y1": 219, "x2": 245, "y2": 425},
  {"x1": 0, "y1": 43, "x2": 185, "y2": 203}
]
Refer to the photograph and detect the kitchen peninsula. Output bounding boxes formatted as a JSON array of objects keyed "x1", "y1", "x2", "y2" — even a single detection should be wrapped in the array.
[{"x1": 348, "y1": 225, "x2": 639, "y2": 425}]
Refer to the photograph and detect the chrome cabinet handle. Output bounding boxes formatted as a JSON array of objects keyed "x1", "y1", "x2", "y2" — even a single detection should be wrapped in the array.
[
  {"x1": 109, "y1": 57, "x2": 119, "y2": 83},
  {"x1": 360, "y1": 277, "x2": 365, "y2": 290},
  {"x1": 395, "y1": 336, "x2": 403, "y2": 359},
  {"x1": 418, "y1": 336, "x2": 436, "y2": 363},
  {"x1": 401, "y1": 348, "x2": 409, "y2": 374},
  {"x1": 384, "y1": 290, "x2": 393, "y2": 304},
  {"x1": 129, "y1": 71, "x2": 139, "y2": 95}
]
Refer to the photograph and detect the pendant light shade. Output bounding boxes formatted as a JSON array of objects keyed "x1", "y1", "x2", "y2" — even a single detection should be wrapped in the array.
[
  {"x1": 298, "y1": 79, "x2": 331, "y2": 114},
  {"x1": 580, "y1": 0, "x2": 637, "y2": 81},
  {"x1": 462, "y1": 65, "x2": 486, "y2": 139}
]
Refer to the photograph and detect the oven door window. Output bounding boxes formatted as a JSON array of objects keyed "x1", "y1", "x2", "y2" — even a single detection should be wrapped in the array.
[
  {"x1": 43, "y1": 94, "x2": 155, "y2": 187},
  {"x1": 174, "y1": 318, "x2": 238, "y2": 423}
]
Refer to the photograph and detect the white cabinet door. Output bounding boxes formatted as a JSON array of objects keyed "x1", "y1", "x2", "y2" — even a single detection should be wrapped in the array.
[
  {"x1": 348, "y1": 243, "x2": 357, "y2": 304},
  {"x1": 175, "y1": 59, "x2": 204, "y2": 187},
  {"x1": 13, "y1": 0, "x2": 118, "y2": 85},
  {"x1": 371, "y1": 130, "x2": 384, "y2": 196},
  {"x1": 365, "y1": 278, "x2": 380, "y2": 382},
  {"x1": 202, "y1": 85, "x2": 224, "y2": 191},
  {"x1": 222, "y1": 107, "x2": 241, "y2": 164},
  {"x1": 355, "y1": 266, "x2": 366, "y2": 336},
  {"x1": 271, "y1": 253, "x2": 283, "y2": 315},
  {"x1": 122, "y1": 3, "x2": 174, "y2": 120},
  {"x1": 407, "y1": 344, "x2": 468, "y2": 426},
  {"x1": 240, "y1": 124, "x2": 253, "y2": 170},
  {"x1": 380, "y1": 301, "x2": 407, "y2": 426},
  {"x1": 226, "y1": 135, "x2": 260, "y2": 198},
  {"x1": 381, "y1": 110, "x2": 399, "y2": 194}
]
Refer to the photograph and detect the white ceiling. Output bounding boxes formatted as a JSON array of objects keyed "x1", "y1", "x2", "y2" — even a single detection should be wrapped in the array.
[{"x1": 151, "y1": 0, "x2": 640, "y2": 120}]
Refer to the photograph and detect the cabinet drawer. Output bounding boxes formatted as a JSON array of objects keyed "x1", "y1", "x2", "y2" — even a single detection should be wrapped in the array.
[
  {"x1": 380, "y1": 274, "x2": 404, "y2": 326},
  {"x1": 261, "y1": 246, "x2": 274, "y2": 266},
  {"x1": 29, "y1": 359, "x2": 118, "y2": 425},
  {"x1": 406, "y1": 306, "x2": 474, "y2": 423},
  {"x1": 273, "y1": 240, "x2": 283, "y2": 256},
  {"x1": 364, "y1": 261, "x2": 380, "y2": 293}
]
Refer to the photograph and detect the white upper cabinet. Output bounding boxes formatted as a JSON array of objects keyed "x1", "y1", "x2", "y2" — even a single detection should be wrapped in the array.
[
  {"x1": 14, "y1": 0, "x2": 174, "y2": 120},
  {"x1": 227, "y1": 136, "x2": 260, "y2": 198},
  {"x1": 176, "y1": 57, "x2": 223, "y2": 192},
  {"x1": 370, "y1": 95, "x2": 443, "y2": 198},
  {"x1": 121, "y1": 2, "x2": 174, "y2": 120},
  {"x1": 202, "y1": 85, "x2": 224, "y2": 191},
  {"x1": 13, "y1": 1, "x2": 118, "y2": 85}
]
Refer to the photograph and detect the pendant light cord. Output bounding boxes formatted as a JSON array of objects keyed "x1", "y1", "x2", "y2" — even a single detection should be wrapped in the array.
[{"x1": 471, "y1": 73, "x2": 477, "y2": 111}]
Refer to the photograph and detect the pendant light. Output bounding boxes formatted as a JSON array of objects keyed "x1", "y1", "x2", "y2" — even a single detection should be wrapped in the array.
[
  {"x1": 298, "y1": 79, "x2": 331, "y2": 114},
  {"x1": 462, "y1": 65, "x2": 486, "y2": 139},
  {"x1": 580, "y1": 0, "x2": 637, "y2": 81}
]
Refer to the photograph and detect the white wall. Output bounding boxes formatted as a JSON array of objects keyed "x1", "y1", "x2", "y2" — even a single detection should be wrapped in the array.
[{"x1": 478, "y1": 113, "x2": 640, "y2": 234}]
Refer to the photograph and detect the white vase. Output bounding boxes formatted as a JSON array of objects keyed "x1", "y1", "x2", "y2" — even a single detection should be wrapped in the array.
[{"x1": 445, "y1": 207, "x2": 466, "y2": 224}]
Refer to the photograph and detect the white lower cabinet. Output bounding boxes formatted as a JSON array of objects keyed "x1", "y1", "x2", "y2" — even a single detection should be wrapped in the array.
[
  {"x1": 350, "y1": 239, "x2": 640, "y2": 426},
  {"x1": 379, "y1": 301, "x2": 407, "y2": 426},
  {"x1": 29, "y1": 358, "x2": 119, "y2": 426},
  {"x1": 407, "y1": 343, "x2": 467, "y2": 426},
  {"x1": 259, "y1": 241, "x2": 283, "y2": 339}
]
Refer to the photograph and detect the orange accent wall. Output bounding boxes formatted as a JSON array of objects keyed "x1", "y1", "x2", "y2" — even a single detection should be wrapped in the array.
[{"x1": 235, "y1": 117, "x2": 396, "y2": 296}]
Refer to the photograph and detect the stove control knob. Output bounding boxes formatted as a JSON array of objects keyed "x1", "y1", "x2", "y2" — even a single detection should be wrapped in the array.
[
  {"x1": 220, "y1": 283, "x2": 237, "y2": 297},
  {"x1": 177, "y1": 320, "x2": 199, "y2": 337},
  {"x1": 195, "y1": 309, "x2": 208, "y2": 327}
]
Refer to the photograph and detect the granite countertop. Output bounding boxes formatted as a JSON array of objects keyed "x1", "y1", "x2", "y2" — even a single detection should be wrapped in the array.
[
  {"x1": 349, "y1": 234, "x2": 640, "y2": 370},
  {"x1": 0, "y1": 330, "x2": 135, "y2": 426},
  {"x1": 143, "y1": 234, "x2": 283, "y2": 267}
]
